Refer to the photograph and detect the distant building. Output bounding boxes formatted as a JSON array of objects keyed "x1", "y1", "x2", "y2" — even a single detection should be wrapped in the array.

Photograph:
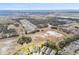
[{"x1": 20, "y1": 19, "x2": 37, "y2": 33}]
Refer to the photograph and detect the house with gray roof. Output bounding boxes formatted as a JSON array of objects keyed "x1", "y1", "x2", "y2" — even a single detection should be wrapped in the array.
[{"x1": 20, "y1": 19, "x2": 37, "y2": 34}]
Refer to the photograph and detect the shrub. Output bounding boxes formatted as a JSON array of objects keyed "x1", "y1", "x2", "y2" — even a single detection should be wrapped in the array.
[
  {"x1": 25, "y1": 37, "x2": 32, "y2": 44},
  {"x1": 58, "y1": 41, "x2": 66, "y2": 49},
  {"x1": 17, "y1": 36, "x2": 32, "y2": 45},
  {"x1": 17, "y1": 37, "x2": 25, "y2": 45},
  {"x1": 42, "y1": 40, "x2": 57, "y2": 49}
]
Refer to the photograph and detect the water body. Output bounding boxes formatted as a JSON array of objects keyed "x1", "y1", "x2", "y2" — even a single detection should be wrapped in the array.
[
  {"x1": 0, "y1": 10, "x2": 79, "y2": 16},
  {"x1": 0, "y1": 10, "x2": 51, "y2": 15}
]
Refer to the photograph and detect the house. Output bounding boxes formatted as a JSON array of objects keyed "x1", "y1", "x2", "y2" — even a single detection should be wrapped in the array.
[
  {"x1": 40, "y1": 46, "x2": 56, "y2": 55},
  {"x1": 40, "y1": 46, "x2": 48, "y2": 55},
  {"x1": 45, "y1": 48, "x2": 52, "y2": 55},
  {"x1": 50, "y1": 50, "x2": 56, "y2": 55},
  {"x1": 41, "y1": 46, "x2": 48, "y2": 53}
]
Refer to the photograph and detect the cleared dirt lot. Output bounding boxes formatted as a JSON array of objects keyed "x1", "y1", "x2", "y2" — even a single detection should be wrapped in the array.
[{"x1": 25, "y1": 28, "x2": 68, "y2": 46}]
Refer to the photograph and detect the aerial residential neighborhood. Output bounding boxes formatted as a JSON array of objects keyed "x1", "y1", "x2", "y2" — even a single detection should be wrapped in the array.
[{"x1": 0, "y1": 3, "x2": 79, "y2": 55}]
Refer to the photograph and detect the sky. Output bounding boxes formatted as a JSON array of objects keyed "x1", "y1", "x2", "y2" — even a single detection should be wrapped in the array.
[{"x1": 0, "y1": 3, "x2": 79, "y2": 10}]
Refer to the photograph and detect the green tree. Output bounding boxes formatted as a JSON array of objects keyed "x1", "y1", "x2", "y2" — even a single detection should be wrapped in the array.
[
  {"x1": 42, "y1": 40, "x2": 57, "y2": 49},
  {"x1": 58, "y1": 41, "x2": 66, "y2": 49},
  {"x1": 17, "y1": 36, "x2": 32, "y2": 45}
]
